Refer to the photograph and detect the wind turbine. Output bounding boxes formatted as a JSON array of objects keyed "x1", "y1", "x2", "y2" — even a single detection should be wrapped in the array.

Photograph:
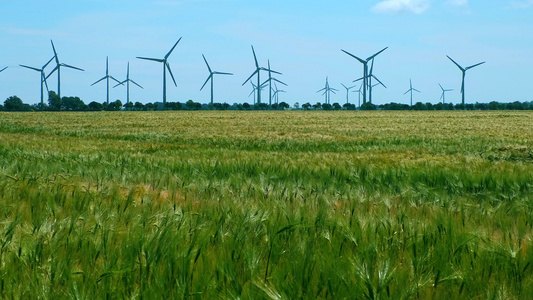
[
  {"x1": 249, "y1": 82, "x2": 268, "y2": 105},
  {"x1": 114, "y1": 62, "x2": 143, "y2": 105},
  {"x1": 341, "y1": 83, "x2": 356, "y2": 104},
  {"x1": 45, "y1": 40, "x2": 84, "y2": 99},
  {"x1": 438, "y1": 83, "x2": 453, "y2": 104},
  {"x1": 341, "y1": 47, "x2": 388, "y2": 104},
  {"x1": 352, "y1": 84, "x2": 363, "y2": 108},
  {"x1": 353, "y1": 59, "x2": 386, "y2": 104},
  {"x1": 261, "y1": 60, "x2": 286, "y2": 106},
  {"x1": 316, "y1": 77, "x2": 337, "y2": 104},
  {"x1": 0, "y1": 66, "x2": 6, "y2": 73},
  {"x1": 200, "y1": 54, "x2": 233, "y2": 106},
  {"x1": 91, "y1": 57, "x2": 122, "y2": 105},
  {"x1": 137, "y1": 37, "x2": 181, "y2": 109},
  {"x1": 272, "y1": 82, "x2": 286, "y2": 104},
  {"x1": 404, "y1": 79, "x2": 421, "y2": 106},
  {"x1": 19, "y1": 56, "x2": 55, "y2": 105},
  {"x1": 447, "y1": 55, "x2": 485, "y2": 107},
  {"x1": 242, "y1": 46, "x2": 280, "y2": 105}
]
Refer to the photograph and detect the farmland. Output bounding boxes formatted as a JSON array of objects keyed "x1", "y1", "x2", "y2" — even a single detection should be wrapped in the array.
[{"x1": 0, "y1": 111, "x2": 532, "y2": 299}]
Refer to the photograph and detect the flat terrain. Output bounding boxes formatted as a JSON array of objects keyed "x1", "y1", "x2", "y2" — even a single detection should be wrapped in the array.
[{"x1": 0, "y1": 111, "x2": 532, "y2": 299}]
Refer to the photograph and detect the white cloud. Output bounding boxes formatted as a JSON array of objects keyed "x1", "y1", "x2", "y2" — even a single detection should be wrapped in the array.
[
  {"x1": 510, "y1": 0, "x2": 533, "y2": 8},
  {"x1": 372, "y1": 0, "x2": 430, "y2": 14}
]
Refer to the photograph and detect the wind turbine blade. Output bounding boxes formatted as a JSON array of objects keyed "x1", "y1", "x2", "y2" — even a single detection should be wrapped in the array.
[
  {"x1": 165, "y1": 37, "x2": 182, "y2": 59},
  {"x1": 0, "y1": 66, "x2": 7, "y2": 73},
  {"x1": 113, "y1": 80, "x2": 126, "y2": 88},
  {"x1": 446, "y1": 89, "x2": 453, "y2": 92},
  {"x1": 372, "y1": 75, "x2": 386, "y2": 88},
  {"x1": 251, "y1": 45, "x2": 259, "y2": 69},
  {"x1": 369, "y1": 58, "x2": 374, "y2": 75},
  {"x1": 404, "y1": 89, "x2": 411, "y2": 95},
  {"x1": 330, "y1": 90, "x2": 337, "y2": 94},
  {"x1": 166, "y1": 62, "x2": 177, "y2": 87},
  {"x1": 130, "y1": 80, "x2": 144, "y2": 89},
  {"x1": 341, "y1": 83, "x2": 347, "y2": 89},
  {"x1": 50, "y1": 40, "x2": 59, "y2": 63},
  {"x1": 261, "y1": 67, "x2": 282, "y2": 75},
  {"x1": 242, "y1": 70, "x2": 258, "y2": 86},
  {"x1": 341, "y1": 50, "x2": 365, "y2": 64},
  {"x1": 465, "y1": 61, "x2": 485, "y2": 70},
  {"x1": 413, "y1": 88, "x2": 421, "y2": 93},
  {"x1": 200, "y1": 75, "x2": 211, "y2": 91},
  {"x1": 317, "y1": 87, "x2": 326, "y2": 93},
  {"x1": 45, "y1": 65, "x2": 59, "y2": 80},
  {"x1": 110, "y1": 76, "x2": 123, "y2": 84},
  {"x1": 447, "y1": 55, "x2": 465, "y2": 71},
  {"x1": 440, "y1": 93, "x2": 444, "y2": 101},
  {"x1": 202, "y1": 54, "x2": 212, "y2": 73},
  {"x1": 367, "y1": 47, "x2": 388, "y2": 61},
  {"x1": 43, "y1": 56, "x2": 55, "y2": 69},
  {"x1": 213, "y1": 72, "x2": 233, "y2": 75},
  {"x1": 43, "y1": 74, "x2": 50, "y2": 93},
  {"x1": 438, "y1": 83, "x2": 444, "y2": 91},
  {"x1": 91, "y1": 76, "x2": 106, "y2": 86},
  {"x1": 137, "y1": 57, "x2": 165, "y2": 63},
  {"x1": 272, "y1": 78, "x2": 287, "y2": 86},
  {"x1": 261, "y1": 78, "x2": 270, "y2": 86},
  {"x1": 353, "y1": 76, "x2": 364, "y2": 83},
  {"x1": 331, "y1": 88, "x2": 339, "y2": 92},
  {"x1": 61, "y1": 63, "x2": 84, "y2": 71},
  {"x1": 19, "y1": 65, "x2": 41, "y2": 72}
]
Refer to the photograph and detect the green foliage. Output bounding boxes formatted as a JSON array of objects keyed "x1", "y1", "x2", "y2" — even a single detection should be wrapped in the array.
[
  {"x1": 47, "y1": 91, "x2": 61, "y2": 111},
  {"x1": 0, "y1": 111, "x2": 531, "y2": 298}
]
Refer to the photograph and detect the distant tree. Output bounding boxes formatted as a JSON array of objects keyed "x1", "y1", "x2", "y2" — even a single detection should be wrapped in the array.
[
  {"x1": 293, "y1": 102, "x2": 300, "y2": 110},
  {"x1": 322, "y1": 103, "x2": 332, "y2": 111},
  {"x1": 124, "y1": 102, "x2": 134, "y2": 111},
  {"x1": 48, "y1": 91, "x2": 61, "y2": 111},
  {"x1": 413, "y1": 102, "x2": 426, "y2": 110},
  {"x1": 145, "y1": 102, "x2": 155, "y2": 111},
  {"x1": 360, "y1": 102, "x2": 376, "y2": 110},
  {"x1": 186, "y1": 100, "x2": 197, "y2": 110},
  {"x1": 4, "y1": 96, "x2": 24, "y2": 111},
  {"x1": 343, "y1": 103, "x2": 356, "y2": 110},
  {"x1": 271, "y1": 103, "x2": 279, "y2": 110},
  {"x1": 0, "y1": 104, "x2": 4, "y2": 111},
  {"x1": 62, "y1": 96, "x2": 86, "y2": 111},
  {"x1": 279, "y1": 102, "x2": 290, "y2": 110},
  {"x1": 332, "y1": 102, "x2": 342, "y2": 110},
  {"x1": 302, "y1": 102, "x2": 312, "y2": 110},
  {"x1": 242, "y1": 102, "x2": 251, "y2": 110},
  {"x1": 134, "y1": 102, "x2": 144, "y2": 111},
  {"x1": 106, "y1": 100, "x2": 122, "y2": 111},
  {"x1": 88, "y1": 101, "x2": 104, "y2": 111},
  {"x1": 313, "y1": 102, "x2": 322, "y2": 110}
]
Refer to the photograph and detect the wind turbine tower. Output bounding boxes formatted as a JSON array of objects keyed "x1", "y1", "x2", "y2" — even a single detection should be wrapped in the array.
[
  {"x1": 447, "y1": 55, "x2": 485, "y2": 108},
  {"x1": 46, "y1": 40, "x2": 84, "y2": 99},
  {"x1": 91, "y1": 57, "x2": 122, "y2": 105},
  {"x1": 342, "y1": 47, "x2": 388, "y2": 104},
  {"x1": 200, "y1": 54, "x2": 233, "y2": 105},
  {"x1": 438, "y1": 83, "x2": 453, "y2": 104},
  {"x1": 404, "y1": 79, "x2": 421, "y2": 106},
  {"x1": 137, "y1": 37, "x2": 182, "y2": 109},
  {"x1": 114, "y1": 62, "x2": 143, "y2": 105},
  {"x1": 19, "y1": 56, "x2": 55, "y2": 105}
]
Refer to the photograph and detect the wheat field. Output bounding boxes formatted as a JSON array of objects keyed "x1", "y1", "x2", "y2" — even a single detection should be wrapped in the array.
[{"x1": 0, "y1": 111, "x2": 532, "y2": 299}]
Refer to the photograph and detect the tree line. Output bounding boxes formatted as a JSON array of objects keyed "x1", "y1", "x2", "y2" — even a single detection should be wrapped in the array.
[{"x1": 1, "y1": 91, "x2": 532, "y2": 111}]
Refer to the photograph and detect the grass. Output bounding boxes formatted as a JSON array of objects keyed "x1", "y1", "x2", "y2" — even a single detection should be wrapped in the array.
[{"x1": 0, "y1": 110, "x2": 532, "y2": 299}]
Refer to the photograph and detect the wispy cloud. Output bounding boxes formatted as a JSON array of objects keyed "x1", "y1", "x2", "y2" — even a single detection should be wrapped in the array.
[
  {"x1": 372, "y1": 0, "x2": 430, "y2": 14},
  {"x1": 510, "y1": 0, "x2": 533, "y2": 8}
]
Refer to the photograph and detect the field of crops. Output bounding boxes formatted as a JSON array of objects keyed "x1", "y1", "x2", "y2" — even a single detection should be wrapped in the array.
[{"x1": 0, "y1": 111, "x2": 532, "y2": 299}]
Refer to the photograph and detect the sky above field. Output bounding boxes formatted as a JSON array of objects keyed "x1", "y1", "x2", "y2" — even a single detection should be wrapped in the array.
[{"x1": 1, "y1": 0, "x2": 532, "y2": 106}]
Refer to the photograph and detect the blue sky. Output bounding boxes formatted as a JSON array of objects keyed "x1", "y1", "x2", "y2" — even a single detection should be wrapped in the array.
[{"x1": 1, "y1": 0, "x2": 532, "y2": 106}]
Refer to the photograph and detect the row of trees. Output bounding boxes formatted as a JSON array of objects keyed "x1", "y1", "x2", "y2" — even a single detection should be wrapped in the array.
[{"x1": 2, "y1": 92, "x2": 532, "y2": 111}]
